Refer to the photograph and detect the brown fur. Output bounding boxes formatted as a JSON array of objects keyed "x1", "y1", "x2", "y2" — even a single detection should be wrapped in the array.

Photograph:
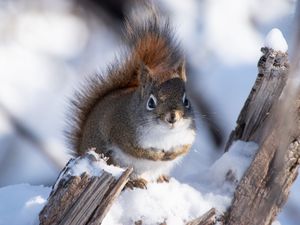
[
  {"x1": 66, "y1": 3, "x2": 186, "y2": 156},
  {"x1": 106, "y1": 144, "x2": 191, "y2": 164}
]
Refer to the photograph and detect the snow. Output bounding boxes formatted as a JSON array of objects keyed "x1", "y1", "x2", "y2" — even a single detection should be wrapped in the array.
[
  {"x1": 208, "y1": 141, "x2": 258, "y2": 192},
  {"x1": 68, "y1": 150, "x2": 124, "y2": 178},
  {"x1": 264, "y1": 28, "x2": 288, "y2": 52},
  {"x1": 103, "y1": 179, "x2": 230, "y2": 225},
  {"x1": 103, "y1": 141, "x2": 257, "y2": 224},
  {"x1": 0, "y1": 184, "x2": 50, "y2": 225},
  {"x1": 54, "y1": 150, "x2": 125, "y2": 190}
]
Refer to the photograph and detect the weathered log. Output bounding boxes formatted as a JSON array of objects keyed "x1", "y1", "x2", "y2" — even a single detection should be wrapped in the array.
[
  {"x1": 39, "y1": 152, "x2": 132, "y2": 225},
  {"x1": 226, "y1": 134, "x2": 300, "y2": 225},
  {"x1": 224, "y1": 11, "x2": 300, "y2": 223},
  {"x1": 186, "y1": 208, "x2": 217, "y2": 225},
  {"x1": 225, "y1": 48, "x2": 289, "y2": 150}
]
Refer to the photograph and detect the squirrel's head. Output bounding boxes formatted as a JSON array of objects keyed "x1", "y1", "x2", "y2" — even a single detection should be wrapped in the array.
[{"x1": 135, "y1": 61, "x2": 194, "y2": 130}]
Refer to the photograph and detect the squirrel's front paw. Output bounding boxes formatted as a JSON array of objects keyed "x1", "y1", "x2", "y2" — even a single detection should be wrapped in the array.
[
  {"x1": 126, "y1": 178, "x2": 148, "y2": 190},
  {"x1": 157, "y1": 175, "x2": 170, "y2": 183}
]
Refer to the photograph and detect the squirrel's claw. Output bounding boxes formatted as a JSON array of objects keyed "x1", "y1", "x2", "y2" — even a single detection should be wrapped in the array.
[
  {"x1": 157, "y1": 175, "x2": 170, "y2": 183},
  {"x1": 125, "y1": 178, "x2": 148, "y2": 190}
]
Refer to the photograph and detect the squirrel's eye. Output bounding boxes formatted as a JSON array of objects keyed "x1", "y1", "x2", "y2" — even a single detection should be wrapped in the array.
[
  {"x1": 146, "y1": 94, "x2": 157, "y2": 111},
  {"x1": 183, "y1": 92, "x2": 190, "y2": 109}
]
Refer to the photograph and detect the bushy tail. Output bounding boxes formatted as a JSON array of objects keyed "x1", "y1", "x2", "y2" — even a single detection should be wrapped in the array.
[
  {"x1": 66, "y1": 1, "x2": 184, "y2": 154},
  {"x1": 124, "y1": 1, "x2": 183, "y2": 75}
]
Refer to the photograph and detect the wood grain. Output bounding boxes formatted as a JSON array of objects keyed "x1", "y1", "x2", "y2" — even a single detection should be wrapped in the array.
[{"x1": 39, "y1": 153, "x2": 132, "y2": 225}]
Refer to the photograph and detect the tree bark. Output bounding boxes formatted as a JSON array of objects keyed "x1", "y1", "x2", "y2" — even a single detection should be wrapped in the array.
[
  {"x1": 224, "y1": 11, "x2": 300, "y2": 223},
  {"x1": 186, "y1": 208, "x2": 217, "y2": 225},
  {"x1": 39, "y1": 153, "x2": 132, "y2": 225},
  {"x1": 224, "y1": 48, "x2": 289, "y2": 150}
]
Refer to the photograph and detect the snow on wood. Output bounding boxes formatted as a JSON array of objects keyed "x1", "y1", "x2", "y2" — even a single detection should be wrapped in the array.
[
  {"x1": 52, "y1": 150, "x2": 124, "y2": 191},
  {"x1": 264, "y1": 28, "x2": 288, "y2": 52},
  {"x1": 39, "y1": 151, "x2": 132, "y2": 225}
]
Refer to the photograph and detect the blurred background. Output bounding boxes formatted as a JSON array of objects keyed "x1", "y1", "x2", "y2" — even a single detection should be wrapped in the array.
[{"x1": 0, "y1": 0, "x2": 298, "y2": 224}]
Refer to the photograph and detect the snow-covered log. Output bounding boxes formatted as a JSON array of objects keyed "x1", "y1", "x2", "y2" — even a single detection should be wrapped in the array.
[
  {"x1": 39, "y1": 151, "x2": 132, "y2": 225},
  {"x1": 224, "y1": 25, "x2": 300, "y2": 224}
]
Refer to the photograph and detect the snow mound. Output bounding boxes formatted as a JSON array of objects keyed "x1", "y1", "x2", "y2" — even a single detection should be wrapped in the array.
[
  {"x1": 103, "y1": 178, "x2": 231, "y2": 225},
  {"x1": 209, "y1": 140, "x2": 258, "y2": 192},
  {"x1": 0, "y1": 184, "x2": 50, "y2": 225},
  {"x1": 264, "y1": 28, "x2": 288, "y2": 52}
]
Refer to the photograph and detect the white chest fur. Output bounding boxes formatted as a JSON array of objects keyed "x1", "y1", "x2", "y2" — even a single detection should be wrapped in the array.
[
  {"x1": 110, "y1": 119, "x2": 195, "y2": 181},
  {"x1": 111, "y1": 146, "x2": 184, "y2": 181},
  {"x1": 137, "y1": 119, "x2": 195, "y2": 151}
]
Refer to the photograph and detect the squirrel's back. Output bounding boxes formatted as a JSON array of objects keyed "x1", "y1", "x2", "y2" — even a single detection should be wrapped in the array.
[{"x1": 66, "y1": 2, "x2": 186, "y2": 155}]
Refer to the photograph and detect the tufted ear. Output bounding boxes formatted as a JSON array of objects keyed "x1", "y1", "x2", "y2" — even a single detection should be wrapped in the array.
[
  {"x1": 138, "y1": 63, "x2": 154, "y2": 96},
  {"x1": 176, "y1": 60, "x2": 187, "y2": 82},
  {"x1": 139, "y1": 63, "x2": 153, "y2": 84}
]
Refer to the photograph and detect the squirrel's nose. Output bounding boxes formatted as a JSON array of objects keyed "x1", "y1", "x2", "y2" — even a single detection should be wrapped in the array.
[{"x1": 165, "y1": 110, "x2": 182, "y2": 125}]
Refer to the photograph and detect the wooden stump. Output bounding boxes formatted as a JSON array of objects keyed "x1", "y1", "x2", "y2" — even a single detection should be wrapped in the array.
[
  {"x1": 223, "y1": 44, "x2": 300, "y2": 224},
  {"x1": 39, "y1": 152, "x2": 132, "y2": 225}
]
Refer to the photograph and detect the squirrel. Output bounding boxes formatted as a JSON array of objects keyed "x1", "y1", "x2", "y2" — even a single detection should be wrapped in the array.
[{"x1": 66, "y1": 3, "x2": 196, "y2": 188}]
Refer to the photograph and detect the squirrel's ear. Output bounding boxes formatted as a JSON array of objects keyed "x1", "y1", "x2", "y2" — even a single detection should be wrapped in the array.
[
  {"x1": 138, "y1": 63, "x2": 153, "y2": 86},
  {"x1": 177, "y1": 60, "x2": 187, "y2": 82},
  {"x1": 137, "y1": 63, "x2": 154, "y2": 97}
]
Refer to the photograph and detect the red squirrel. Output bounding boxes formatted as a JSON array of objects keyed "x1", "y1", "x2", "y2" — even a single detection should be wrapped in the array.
[{"x1": 66, "y1": 3, "x2": 196, "y2": 188}]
